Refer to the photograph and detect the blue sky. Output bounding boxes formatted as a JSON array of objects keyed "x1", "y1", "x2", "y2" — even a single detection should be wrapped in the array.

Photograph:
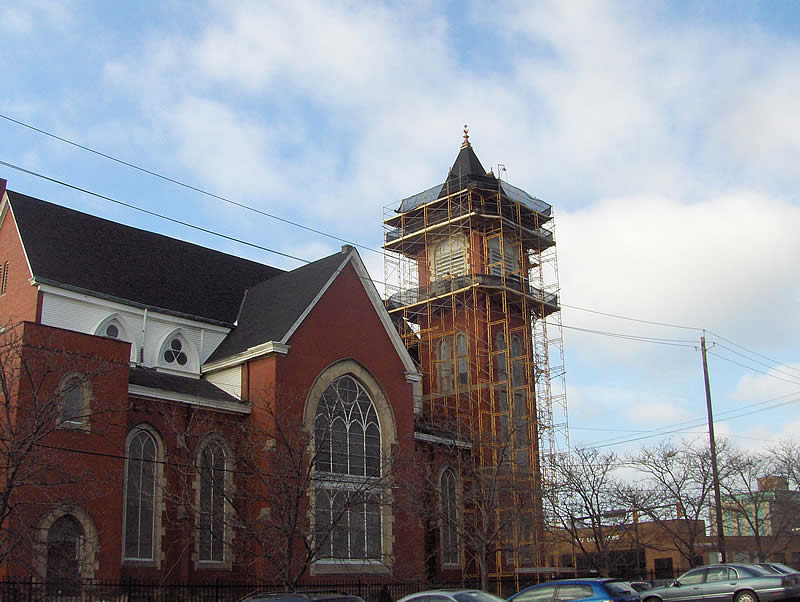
[{"x1": 3, "y1": 0, "x2": 800, "y2": 456}]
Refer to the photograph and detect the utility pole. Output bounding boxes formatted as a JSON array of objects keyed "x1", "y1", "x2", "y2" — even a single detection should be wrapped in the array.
[{"x1": 702, "y1": 334, "x2": 727, "y2": 563}]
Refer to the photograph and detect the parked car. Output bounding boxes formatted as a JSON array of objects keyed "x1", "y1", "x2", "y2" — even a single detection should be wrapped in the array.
[
  {"x1": 397, "y1": 589, "x2": 505, "y2": 602},
  {"x1": 241, "y1": 592, "x2": 366, "y2": 602},
  {"x1": 756, "y1": 563, "x2": 800, "y2": 576},
  {"x1": 508, "y1": 578, "x2": 640, "y2": 602},
  {"x1": 641, "y1": 563, "x2": 800, "y2": 602}
]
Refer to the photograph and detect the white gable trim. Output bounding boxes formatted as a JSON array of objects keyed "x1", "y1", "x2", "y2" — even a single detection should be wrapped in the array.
[
  {"x1": 279, "y1": 248, "x2": 422, "y2": 383},
  {"x1": 343, "y1": 248, "x2": 423, "y2": 409},
  {"x1": 202, "y1": 341, "x2": 290, "y2": 373}
]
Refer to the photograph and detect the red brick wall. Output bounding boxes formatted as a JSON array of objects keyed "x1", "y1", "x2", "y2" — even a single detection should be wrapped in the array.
[
  {"x1": 0, "y1": 185, "x2": 41, "y2": 324},
  {"x1": 6, "y1": 322, "x2": 130, "y2": 580},
  {"x1": 256, "y1": 260, "x2": 424, "y2": 580}
]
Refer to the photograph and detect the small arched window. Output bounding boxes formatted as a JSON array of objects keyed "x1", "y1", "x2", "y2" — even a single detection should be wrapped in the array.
[
  {"x1": 46, "y1": 515, "x2": 84, "y2": 595},
  {"x1": 437, "y1": 338, "x2": 454, "y2": 393},
  {"x1": 431, "y1": 235, "x2": 467, "y2": 282},
  {"x1": 487, "y1": 236, "x2": 520, "y2": 278},
  {"x1": 440, "y1": 468, "x2": 459, "y2": 566},
  {"x1": 198, "y1": 439, "x2": 227, "y2": 563},
  {"x1": 495, "y1": 332, "x2": 507, "y2": 382},
  {"x1": 314, "y1": 375, "x2": 382, "y2": 561},
  {"x1": 511, "y1": 334, "x2": 525, "y2": 387},
  {"x1": 456, "y1": 333, "x2": 468, "y2": 386},
  {"x1": 58, "y1": 373, "x2": 90, "y2": 428},
  {"x1": 124, "y1": 428, "x2": 159, "y2": 562}
]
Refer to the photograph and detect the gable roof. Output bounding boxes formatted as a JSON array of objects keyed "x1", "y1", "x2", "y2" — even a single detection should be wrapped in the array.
[
  {"x1": 205, "y1": 246, "x2": 421, "y2": 387},
  {"x1": 206, "y1": 250, "x2": 349, "y2": 363},
  {"x1": 6, "y1": 189, "x2": 282, "y2": 325}
]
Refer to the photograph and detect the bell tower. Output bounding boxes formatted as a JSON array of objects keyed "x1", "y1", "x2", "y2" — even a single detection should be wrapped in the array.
[{"x1": 383, "y1": 128, "x2": 568, "y2": 584}]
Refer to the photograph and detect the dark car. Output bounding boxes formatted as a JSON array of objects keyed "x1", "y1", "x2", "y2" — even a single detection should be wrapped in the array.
[
  {"x1": 508, "y1": 578, "x2": 640, "y2": 602},
  {"x1": 241, "y1": 592, "x2": 366, "y2": 602},
  {"x1": 397, "y1": 589, "x2": 505, "y2": 602},
  {"x1": 642, "y1": 563, "x2": 800, "y2": 602}
]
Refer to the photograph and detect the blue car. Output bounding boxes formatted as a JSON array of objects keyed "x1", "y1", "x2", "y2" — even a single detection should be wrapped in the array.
[{"x1": 509, "y1": 579, "x2": 640, "y2": 602}]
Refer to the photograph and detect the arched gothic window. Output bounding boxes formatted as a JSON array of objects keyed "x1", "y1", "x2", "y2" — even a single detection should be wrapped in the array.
[
  {"x1": 198, "y1": 439, "x2": 227, "y2": 563},
  {"x1": 440, "y1": 468, "x2": 459, "y2": 566},
  {"x1": 314, "y1": 375, "x2": 382, "y2": 561},
  {"x1": 124, "y1": 428, "x2": 159, "y2": 562}
]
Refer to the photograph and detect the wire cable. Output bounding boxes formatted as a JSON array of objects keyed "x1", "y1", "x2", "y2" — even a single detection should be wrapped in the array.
[
  {"x1": 0, "y1": 159, "x2": 310, "y2": 264},
  {"x1": 560, "y1": 303, "x2": 702, "y2": 331},
  {"x1": 0, "y1": 112, "x2": 384, "y2": 257}
]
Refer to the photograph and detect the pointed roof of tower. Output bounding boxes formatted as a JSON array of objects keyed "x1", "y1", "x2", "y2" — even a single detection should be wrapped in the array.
[{"x1": 446, "y1": 125, "x2": 488, "y2": 181}]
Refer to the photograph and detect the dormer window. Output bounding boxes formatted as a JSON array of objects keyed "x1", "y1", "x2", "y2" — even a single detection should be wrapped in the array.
[{"x1": 163, "y1": 338, "x2": 188, "y2": 366}]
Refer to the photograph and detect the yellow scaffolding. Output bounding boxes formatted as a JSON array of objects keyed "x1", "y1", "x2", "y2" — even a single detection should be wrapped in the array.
[{"x1": 383, "y1": 153, "x2": 569, "y2": 586}]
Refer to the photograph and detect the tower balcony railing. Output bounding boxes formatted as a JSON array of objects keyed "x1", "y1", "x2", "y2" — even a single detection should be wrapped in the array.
[
  {"x1": 384, "y1": 221, "x2": 554, "y2": 248},
  {"x1": 386, "y1": 273, "x2": 559, "y2": 315}
]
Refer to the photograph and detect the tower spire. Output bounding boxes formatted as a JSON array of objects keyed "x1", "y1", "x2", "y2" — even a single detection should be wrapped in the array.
[{"x1": 461, "y1": 124, "x2": 470, "y2": 149}]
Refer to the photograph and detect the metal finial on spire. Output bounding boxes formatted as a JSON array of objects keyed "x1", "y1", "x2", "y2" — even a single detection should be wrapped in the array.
[{"x1": 462, "y1": 124, "x2": 470, "y2": 148}]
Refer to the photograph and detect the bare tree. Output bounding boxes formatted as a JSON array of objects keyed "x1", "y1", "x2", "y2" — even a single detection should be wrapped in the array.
[
  {"x1": 167, "y1": 381, "x2": 404, "y2": 590},
  {"x1": 0, "y1": 321, "x2": 125, "y2": 579},
  {"x1": 544, "y1": 446, "x2": 632, "y2": 577},
  {"x1": 399, "y1": 417, "x2": 538, "y2": 591},
  {"x1": 621, "y1": 439, "x2": 716, "y2": 568},
  {"x1": 768, "y1": 439, "x2": 800, "y2": 490},
  {"x1": 718, "y1": 445, "x2": 800, "y2": 562}
]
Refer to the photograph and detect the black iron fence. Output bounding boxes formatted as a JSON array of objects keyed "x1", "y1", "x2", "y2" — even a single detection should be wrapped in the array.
[
  {"x1": 0, "y1": 578, "x2": 429, "y2": 602},
  {"x1": 0, "y1": 570, "x2": 692, "y2": 602}
]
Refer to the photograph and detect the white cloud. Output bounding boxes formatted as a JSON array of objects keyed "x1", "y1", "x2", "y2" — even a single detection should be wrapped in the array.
[
  {"x1": 558, "y1": 192, "x2": 800, "y2": 358},
  {"x1": 0, "y1": 1, "x2": 72, "y2": 34},
  {"x1": 629, "y1": 400, "x2": 691, "y2": 425},
  {"x1": 732, "y1": 366, "x2": 800, "y2": 403}
]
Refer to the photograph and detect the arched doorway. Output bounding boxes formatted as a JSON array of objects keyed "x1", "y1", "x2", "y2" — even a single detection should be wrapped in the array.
[{"x1": 46, "y1": 515, "x2": 84, "y2": 595}]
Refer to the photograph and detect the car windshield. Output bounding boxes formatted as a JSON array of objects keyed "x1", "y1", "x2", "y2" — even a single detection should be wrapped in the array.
[
  {"x1": 604, "y1": 582, "x2": 635, "y2": 594},
  {"x1": 767, "y1": 564, "x2": 796, "y2": 574},
  {"x1": 453, "y1": 592, "x2": 506, "y2": 602}
]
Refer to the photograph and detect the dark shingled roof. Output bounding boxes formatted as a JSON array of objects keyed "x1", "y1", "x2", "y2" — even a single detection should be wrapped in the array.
[
  {"x1": 207, "y1": 250, "x2": 349, "y2": 363},
  {"x1": 129, "y1": 366, "x2": 241, "y2": 404},
  {"x1": 447, "y1": 142, "x2": 488, "y2": 182},
  {"x1": 8, "y1": 190, "x2": 282, "y2": 324}
]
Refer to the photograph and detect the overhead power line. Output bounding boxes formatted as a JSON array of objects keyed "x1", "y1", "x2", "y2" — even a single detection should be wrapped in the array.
[
  {"x1": 0, "y1": 112, "x2": 383, "y2": 257},
  {"x1": 560, "y1": 303, "x2": 702, "y2": 331},
  {"x1": 0, "y1": 160, "x2": 310, "y2": 264}
]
